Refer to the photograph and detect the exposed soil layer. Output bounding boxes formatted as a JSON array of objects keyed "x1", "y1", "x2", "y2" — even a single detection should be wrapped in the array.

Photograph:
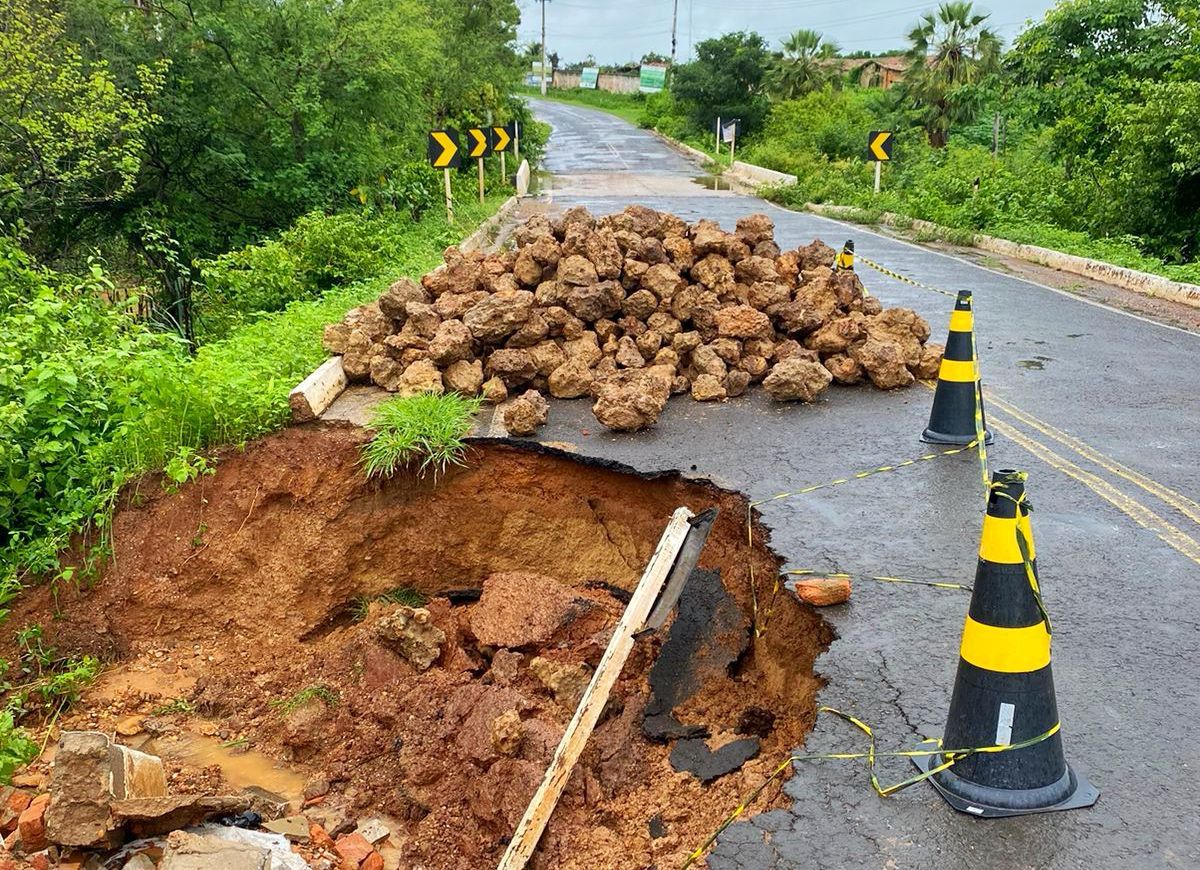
[{"x1": 7, "y1": 426, "x2": 832, "y2": 868}]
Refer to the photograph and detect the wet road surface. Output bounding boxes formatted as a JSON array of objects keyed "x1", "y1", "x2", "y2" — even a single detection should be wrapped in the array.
[{"x1": 525, "y1": 98, "x2": 1200, "y2": 870}]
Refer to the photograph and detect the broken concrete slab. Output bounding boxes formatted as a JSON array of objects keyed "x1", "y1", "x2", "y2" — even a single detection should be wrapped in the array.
[
  {"x1": 240, "y1": 785, "x2": 291, "y2": 821},
  {"x1": 45, "y1": 731, "x2": 168, "y2": 849},
  {"x1": 263, "y1": 814, "x2": 310, "y2": 842},
  {"x1": 669, "y1": 737, "x2": 761, "y2": 784},
  {"x1": 111, "y1": 795, "x2": 251, "y2": 838},
  {"x1": 158, "y1": 829, "x2": 269, "y2": 870}
]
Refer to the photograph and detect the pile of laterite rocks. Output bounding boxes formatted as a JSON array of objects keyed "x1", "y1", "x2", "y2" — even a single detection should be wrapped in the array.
[{"x1": 322, "y1": 205, "x2": 944, "y2": 433}]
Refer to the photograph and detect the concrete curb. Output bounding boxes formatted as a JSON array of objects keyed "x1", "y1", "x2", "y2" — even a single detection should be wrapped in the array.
[
  {"x1": 287, "y1": 195, "x2": 523, "y2": 422},
  {"x1": 728, "y1": 161, "x2": 797, "y2": 188},
  {"x1": 807, "y1": 203, "x2": 1200, "y2": 310}
]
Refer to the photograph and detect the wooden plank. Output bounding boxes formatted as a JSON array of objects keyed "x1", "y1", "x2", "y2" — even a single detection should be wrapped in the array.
[
  {"x1": 289, "y1": 356, "x2": 347, "y2": 422},
  {"x1": 497, "y1": 507, "x2": 695, "y2": 870}
]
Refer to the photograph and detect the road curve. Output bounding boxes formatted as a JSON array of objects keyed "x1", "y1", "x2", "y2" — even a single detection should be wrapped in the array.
[{"x1": 526, "y1": 97, "x2": 1200, "y2": 870}]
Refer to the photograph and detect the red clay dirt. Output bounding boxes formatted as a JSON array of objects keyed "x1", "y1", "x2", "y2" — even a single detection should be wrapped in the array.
[{"x1": 5, "y1": 426, "x2": 832, "y2": 868}]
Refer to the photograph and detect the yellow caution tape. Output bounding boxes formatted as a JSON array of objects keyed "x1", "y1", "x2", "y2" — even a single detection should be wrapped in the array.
[
  {"x1": 784, "y1": 569, "x2": 972, "y2": 592},
  {"x1": 681, "y1": 708, "x2": 1062, "y2": 868},
  {"x1": 858, "y1": 255, "x2": 958, "y2": 298},
  {"x1": 749, "y1": 440, "x2": 980, "y2": 637},
  {"x1": 968, "y1": 301, "x2": 990, "y2": 496},
  {"x1": 991, "y1": 478, "x2": 1053, "y2": 634}
]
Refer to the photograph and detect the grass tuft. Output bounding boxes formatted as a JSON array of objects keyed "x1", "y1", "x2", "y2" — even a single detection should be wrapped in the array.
[
  {"x1": 271, "y1": 684, "x2": 338, "y2": 715},
  {"x1": 361, "y1": 393, "x2": 481, "y2": 480},
  {"x1": 351, "y1": 586, "x2": 428, "y2": 622}
]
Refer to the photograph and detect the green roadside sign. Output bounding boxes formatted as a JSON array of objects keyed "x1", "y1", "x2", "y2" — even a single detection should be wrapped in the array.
[
  {"x1": 580, "y1": 67, "x2": 599, "y2": 89},
  {"x1": 639, "y1": 64, "x2": 666, "y2": 93}
]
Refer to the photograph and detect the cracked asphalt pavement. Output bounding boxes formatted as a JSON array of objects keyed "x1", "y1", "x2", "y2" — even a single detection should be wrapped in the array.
[{"x1": 523, "y1": 98, "x2": 1200, "y2": 869}]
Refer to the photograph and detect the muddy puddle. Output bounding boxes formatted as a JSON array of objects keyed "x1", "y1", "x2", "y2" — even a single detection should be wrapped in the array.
[
  {"x1": 692, "y1": 174, "x2": 732, "y2": 191},
  {"x1": 11, "y1": 430, "x2": 832, "y2": 869}
]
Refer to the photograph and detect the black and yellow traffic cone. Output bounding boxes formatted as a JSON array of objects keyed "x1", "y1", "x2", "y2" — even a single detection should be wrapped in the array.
[
  {"x1": 833, "y1": 239, "x2": 855, "y2": 272},
  {"x1": 921, "y1": 290, "x2": 993, "y2": 445},
  {"x1": 913, "y1": 469, "x2": 1098, "y2": 817}
]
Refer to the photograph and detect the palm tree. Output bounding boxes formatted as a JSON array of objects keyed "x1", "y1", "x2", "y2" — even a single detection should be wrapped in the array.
[
  {"x1": 767, "y1": 29, "x2": 840, "y2": 101},
  {"x1": 902, "y1": 1, "x2": 1001, "y2": 147}
]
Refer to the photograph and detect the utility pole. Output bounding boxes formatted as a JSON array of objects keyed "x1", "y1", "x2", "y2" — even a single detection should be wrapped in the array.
[
  {"x1": 670, "y1": 0, "x2": 678, "y2": 68},
  {"x1": 540, "y1": 0, "x2": 549, "y2": 96}
]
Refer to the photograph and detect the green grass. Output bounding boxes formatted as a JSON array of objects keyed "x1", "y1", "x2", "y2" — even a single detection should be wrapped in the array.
[
  {"x1": 152, "y1": 697, "x2": 196, "y2": 716},
  {"x1": 516, "y1": 85, "x2": 646, "y2": 126},
  {"x1": 351, "y1": 586, "x2": 428, "y2": 621},
  {"x1": 271, "y1": 684, "x2": 338, "y2": 714},
  {"x1": 360, "y1": 393, "x2": 481, "y2": 480}
]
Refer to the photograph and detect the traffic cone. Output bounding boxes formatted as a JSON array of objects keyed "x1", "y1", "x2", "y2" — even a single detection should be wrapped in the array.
[
  {"x1": 921, "y1": 290, "x2": 993, "y2": 445},
  {"x1": 913, "y1": 469, "x2": 1098, "y2": 817},
  {"x1": 833, "y1": 239, "x2": 855, "y2": 272}
]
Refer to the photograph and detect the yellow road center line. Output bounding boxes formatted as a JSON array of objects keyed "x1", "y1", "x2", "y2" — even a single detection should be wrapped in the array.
[
  {"x1": 990, "y1": 419, "x2": 1200, "y2": 567},
  {"x1": 988, "y1": 392, "x2": 1200, "y2": 528}
]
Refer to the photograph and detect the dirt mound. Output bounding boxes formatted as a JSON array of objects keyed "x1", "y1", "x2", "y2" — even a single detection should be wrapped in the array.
[
  {"x1": 6, "y1": 427, "x2": 831, "y2": 868},
  {"x1": 322, "y1": 206, "x2": 944, "y2": 432}
]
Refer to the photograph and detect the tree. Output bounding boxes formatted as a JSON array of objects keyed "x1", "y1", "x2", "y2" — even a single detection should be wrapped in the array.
[
  {"x1": 766, "y1": 29, "x2": 839, "y2": 100},
  {"x1": 0, "y1": 0, "x2": 160, "y2": 243},
  {"x1": 901, "y1": 2, "x2": 1001, "y2": 146},
  {"x1": 671, "y1": 32, "x2": 771, "y2": 135},
  {"x1": 641, "y1": 52, "x2": 670, "y2": 65}
]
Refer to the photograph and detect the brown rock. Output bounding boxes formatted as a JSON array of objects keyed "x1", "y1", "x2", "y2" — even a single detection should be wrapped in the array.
[
  {"x1": 807, "y1": 313, "x2": 867, "y2": 354},
  {"x1": 369, "y1": 354, "x2": 404, "y2": 392},
  {"x1": 585, "y1": 229, "x2": 623, "y2": 280},
  {"x1": 378, "y1": 278, "x2": 428, "y2": 321},
  {"x1": 557, "y1": 254, "x2": 598, "y2": 286},
  {"x1": 865, "y1": 308, "x2": 931, "y2": 367},
  {"x1": 375, "y1": 606, "x2": 445, "y2": 671},
  {"x1": 427, "y1": 319, "x2": 473, "y2": 366},
  {"x1": 913, "y1": 343, "x2": 944, "y2": 379},
  {"x1": 321, "y1": 321, "x2": 352, "y2": 355},
  {"x1": 344, "y1": 303, "x2": 393, "y2": 343},
  {"x1": 850, "y1": 337, "x2": 915, "y2": 389},
  {"x1": 563, "y1": 332, "x2": 603, "y2": 367},
  {"x1": 471, "y1": 573, "x2": 580, "y2": 648},
  {"x1": 503, "y1": 390, "x2": 550, "y2": 437},
  {"x1": 735, "y1": 213, "x2": 775, "y2": 245},
  {"x1": 635, "y1": 330, "x2": 663, "y2": 359},
  {"x1": 715, "y1": 305, "x2": 773, "y2": 340},
  {"x1": 734, "y1": 255, "x2": 778, "y2": 285},
  {"x1": 755, "y1": 239, "x2": 781, "y2": 259},
  {"x1": 340, "y1": 331, "x2": 373, "y2": 381},
  {"x1": 335, "y1": 832, "x2": 375, "y2": 868},
  {"x1": 795, "y1": 240, "x2": 837, "y2": 271},
  {"x1": 506, "y1": 311, "x2": 549, "y2": 348},
  {"x1": 404, "y1": 301, "x2": 441, "y2": 339},
  {"x1": 824, "y1": 353, "x2": 865, "y2": 385},
  {"x1": 691, "y1": 254, "x2": 735, "y2": 293},
  {"x1": 724, "y1": 370, "x2": 751, "y2": 397},
  {"x1": 591, "y1": 370, "x2": 671, "y2": 431},
  {"x1": 641, "y1": 264, "x2": 686, "y2": 300},
  {"x1": 463, "y1": 290, "x2": 534, "y2": 343},
  {"x1": 635, "y1": 236, "x2": 668, "y2": 265},
  {"x1": 491, "y1": 711, "x2": 525, "y2": 758},
  {"x1": 395, "y1": 359, "x2": 443, "y2": 397},
  {"x1": 773, "y1": 339, "x2": 816, "y2": 363},
  {"x1": 534, "y1": 280, "x2": 567, "y2": 307},
  {"x1": 653, "y1": 347, "x2": 681, "y2": 369},
  {"x1": 747, "y1": 281, "x2": 791, "y2": 311},
  {"x1": 690, "y1": 374, "x2": 727, "y2": 402},
  {"x1": 524, "y1": 233, "x2": 562, "y2": 267},
  {"x1": 672, "y1": 331, "x2": 702, "y2": 354},
  {"x1": 443, "y1": 359, "x2": 484, "y2": 395},
  {"x1": 615, "y1": 336, "x2": 646, "y2": 369},
  {"x1": 690, "y1": 345, "x2": 727, "y2": 379},
  {"x1": 663, "y1": 234, "x2": 695, "y2": 270},
  {"x1": 528, "y1": 340, "x2": 568, "y2": 377},
  {"x1": 623, "y1": 289, "x2": 659, "y2": 320},
  {"x1": 486, "y1": 349, "x2": 537, "y2": 387},
  {"x1": 434, "y1": 290, "x2": 488, "y2": 320},
  {"x1": 565, "y1": 281, "x2": 624, "y2": 322},
  {"x1": 775, "y1": 250, "x2": 801, "y2": 286},
  {"x1": 737, "y1": 354, "x2": 769, "y2": 380},
  {"x1": 529, "y1": 657, "x2": 592, "y2": 709},
  {"x1": 647, "y1": 312, "x2": 682, "y2": 339},
  {"x1": 481, "y1": 376, "x2": 508, "y2": 405},
  {"x1": 794, "y1": 577, "x2": 851, "y2": 606},
  {"x1": 709, "y1": 337, "x2": 742, "y2": 364},
  {"x1": 762, "y1": 358, "x2": 833, "y2": 402},
  {"x1": 512, "y1": 247, "x2": 543, "y2": 287},
  {"x1": 548, "y1": 359, "x2": 595, "y2": 399},
  {"x1": 17, "y1": 794, "x2": 49, "y2": 852},
  {"x1": 621, "y1": 258, "x2": 649, "y2": 291}
]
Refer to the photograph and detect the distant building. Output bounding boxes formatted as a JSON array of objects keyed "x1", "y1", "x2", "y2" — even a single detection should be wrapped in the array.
[{"x1": 827, "y1": 56, "x2": 910, "y2": 89}]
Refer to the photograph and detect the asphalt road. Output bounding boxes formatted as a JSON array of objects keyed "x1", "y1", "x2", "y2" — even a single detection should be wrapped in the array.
[{"x1": 525, "y1": 99, "x2": 1200, "y2": 870}]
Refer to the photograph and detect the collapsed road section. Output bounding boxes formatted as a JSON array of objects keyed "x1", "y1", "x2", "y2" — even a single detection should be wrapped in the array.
[{"x1": 2, "y1": 428, "x2": 832, "y2": 868}]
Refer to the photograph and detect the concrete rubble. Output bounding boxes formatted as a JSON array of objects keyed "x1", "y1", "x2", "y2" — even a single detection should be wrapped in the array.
[{"x1": 323, "y1": 206, "x2": 944, "y2": 432}]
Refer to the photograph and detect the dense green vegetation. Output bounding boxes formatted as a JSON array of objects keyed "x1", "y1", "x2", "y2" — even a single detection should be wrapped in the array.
[
  {"x1": 554, "y1": 0, "x2": 1197, "y2": 282},
  {"x1": 0, "y1": 1, "x2": 545, "y2": 747},
  {"x1": 361, "y1": 393, "x2": 483, "y2": 479}
]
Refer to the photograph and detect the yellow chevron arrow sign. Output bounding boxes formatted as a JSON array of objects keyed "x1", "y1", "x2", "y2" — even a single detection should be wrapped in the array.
[
  {"x1": 427, "y1": 128, "x2": 460, "y2": 168},
  {"x1": 467, "y1": 127, "x2": 490, "y2": 159},
  {"x1": 492, "y1": 125, "x2": 511, "y2": 152},
  {"x1": 868, "y1": 130, "x2": 893, "y2": 162}
]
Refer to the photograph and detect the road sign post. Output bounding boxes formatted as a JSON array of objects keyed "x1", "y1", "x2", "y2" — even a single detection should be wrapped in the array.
[
  {"x1": 867, "y1": 130, "x2": 893, "y2": 194},
  {"x1": 492, "y1": 124, "x2": 513, "y2": 185},
  {"x1": 427, "y1": 128, "x2": 461, "y2": 222},
  {"x1": 715, "y1": 116, "x2": 721, "y2": 156},
  {"x1": 467, "y1": 127, "x2": 491, "y2": 204}
]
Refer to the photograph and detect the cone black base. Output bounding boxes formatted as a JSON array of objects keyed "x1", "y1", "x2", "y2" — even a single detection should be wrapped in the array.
[
  {"x1": 913, "y1": 747, "x2": 1099, "y2": 818},
  {"x1": 921, "y1": 426, "x2": 994, "y2": 446}
]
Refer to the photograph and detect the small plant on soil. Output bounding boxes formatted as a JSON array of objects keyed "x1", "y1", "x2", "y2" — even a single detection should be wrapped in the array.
[
  {"x1": 1, "y1": 625, "x2": 101, "y2": 724},
  {"x1": 152, "y1": 697, "x2": 196, "y2": 716},
  {"x1": 351, "y1": 586, "x2": 428, "y2": 621},
  {"x1": 271, "y1": 684, "x2": 338, "y2": 714},
  {"x1": 361, "y1": 394, "x2": 480, "y2": 479},
  {"x1": 0, "y1": 711, "x2": 38, "y2": 783}
]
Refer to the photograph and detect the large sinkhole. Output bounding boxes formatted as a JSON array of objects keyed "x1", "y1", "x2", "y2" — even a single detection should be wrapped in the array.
[{"x1": 14, "y1": 425, "x2": 833, "y2": 868}]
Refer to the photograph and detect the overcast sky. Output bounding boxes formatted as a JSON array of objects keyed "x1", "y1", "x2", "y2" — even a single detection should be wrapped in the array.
[{"x1": 515, "y1": 0, "x2": 1061, "y2": 66}]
